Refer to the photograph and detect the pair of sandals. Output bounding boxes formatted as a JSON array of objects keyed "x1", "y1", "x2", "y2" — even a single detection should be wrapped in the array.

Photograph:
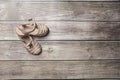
[{"x1": 16, "y1": 22, "x2": 49, "y2": 55}]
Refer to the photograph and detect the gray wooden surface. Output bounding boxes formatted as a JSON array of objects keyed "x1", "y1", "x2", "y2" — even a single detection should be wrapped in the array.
[
  {"x1": 2, "y1": 0, "x2": 120, "y2": 2},
  {"x1": 0, "y1": 21, "x2": 120, "y2": 40},
  {"x1": 0, "y1": 2, "x2": 120, "y2": 21},
  {"x1": 0, "y1": 22, "x2": 120, "y2": 40},
  {"x1": 0, "y1": 60, "x2": 120, "y2": 79},
  {"x1": 0, "y1": 0, "x2": 120, "y2": 79},
  {"x1": 0, "y1": 41, "x2": 120, "y2": 60}
]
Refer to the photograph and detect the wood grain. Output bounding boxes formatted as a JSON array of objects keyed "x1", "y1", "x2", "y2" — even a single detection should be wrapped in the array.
[
  {"x1": 0, "y1": 41, "x2": 120, "y2": 60},
  {"x1": 1, "y1": 0, "x2": 119, "y2": 1},
  {"x1": 0, "y1": 22, "x2": 120, "y2": 40},
  {"x1": 0, "y1": 2, "x2": 119, "y2": 21},
  {"x1": 0, "y1": 0, "x2": 119, "y2": 79},
  {"x1": 0, "y1": 60, "x2": 120, "y2": 79}
]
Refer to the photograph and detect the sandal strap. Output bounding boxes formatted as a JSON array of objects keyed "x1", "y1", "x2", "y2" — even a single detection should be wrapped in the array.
[
  {"x1": 37, "y1": 24, "x2": 48, "y2": 36},
  {"x1": 23, "y1": 36, "x2": 33, "y2": 48},
  {"x1": 18, "y1": 23, "x2": 36, "y2": 35},
  {"x1": 28, "y1": 40, "x2": 41, "y2": 54},
  {"x1": 23, "y1": 36, "x2": 41, "y2": 55}
]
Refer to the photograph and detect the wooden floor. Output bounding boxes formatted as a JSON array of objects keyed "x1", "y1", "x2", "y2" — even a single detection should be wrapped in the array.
[{"x1": 0, "y1": 0, "x2": 120, "y2": 79}]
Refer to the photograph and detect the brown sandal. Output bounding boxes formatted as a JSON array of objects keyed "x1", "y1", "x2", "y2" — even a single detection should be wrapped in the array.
[
  {"x1": 21, "y1": 36, "x2": 42, "y2": 55},
  {"x1": 16, "y1": 22, "x2": 49, "y2": 37},
  {"x1": 16, "y1": 21, "x2": 49, "y2": 55}
]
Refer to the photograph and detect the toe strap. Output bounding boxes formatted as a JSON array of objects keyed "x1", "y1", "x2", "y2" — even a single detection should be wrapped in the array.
[
  {"x1": 30, "y1": 40, "x2": 42, "y2": 55},
  {"x1": 17, "y1": 23, "x2": 36, "y2": 36},
  {"x1": 37, "y1": 24, "x2": 49, "y2": 36}
]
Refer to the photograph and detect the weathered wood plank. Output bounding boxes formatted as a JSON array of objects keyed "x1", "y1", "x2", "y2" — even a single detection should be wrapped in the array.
[
  {"x1": 0, "y1": 60, "x2": 120, "y2": 79},
  {"x1": 0, "y1": 2, "x2": 119, "y2": 21},
  {"x1": 9, "y1": 79, "x2": 120, "y2": 80},
  {"x1": 0, "y1": 22, "x2": 120, "y2": 40},
  {"x1": 0, "y1": 41, "x2": 120, "y2": 60},
  {"x1": 1, "y1": 0, "x2": 119, "y2": 2}
]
